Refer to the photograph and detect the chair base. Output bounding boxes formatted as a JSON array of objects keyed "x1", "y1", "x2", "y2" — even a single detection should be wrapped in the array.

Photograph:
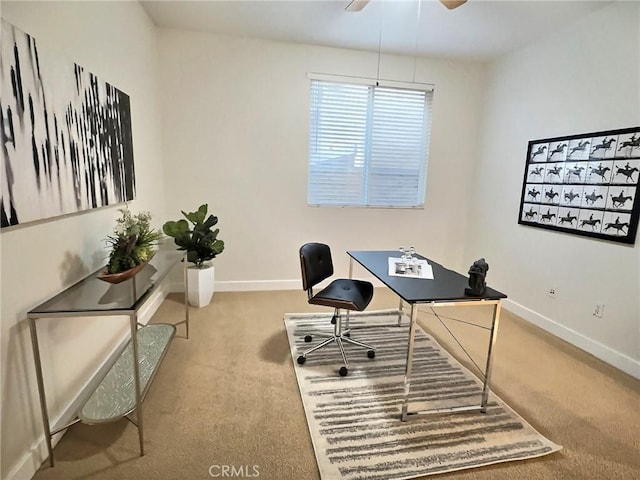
[{"x1": 296, "y1": 310, "x2": 375, "y2": 376}]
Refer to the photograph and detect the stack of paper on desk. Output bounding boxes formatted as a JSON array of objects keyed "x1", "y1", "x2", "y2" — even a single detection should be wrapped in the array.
[{"x1": 388, "y1": 257, "x2": 434, "y2": 279}]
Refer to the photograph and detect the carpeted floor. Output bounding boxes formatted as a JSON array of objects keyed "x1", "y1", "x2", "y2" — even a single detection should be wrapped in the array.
[
  {"x1": 31, "y1": 289, "x2": 640, "y2": 480},
  {"x1": 284, "y1": 311, "x2": 561, "y2": 480}
]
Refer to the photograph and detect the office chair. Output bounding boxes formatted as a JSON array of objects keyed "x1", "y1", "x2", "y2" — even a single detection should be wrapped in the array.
[{"x1": 297, "y1": 242, "x2": 376, "y2": 376}]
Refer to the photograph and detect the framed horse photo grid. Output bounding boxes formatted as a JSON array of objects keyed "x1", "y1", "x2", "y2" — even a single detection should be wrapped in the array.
[{"x1": 518, "y1": 126, "x2": 640, "y2": 245}]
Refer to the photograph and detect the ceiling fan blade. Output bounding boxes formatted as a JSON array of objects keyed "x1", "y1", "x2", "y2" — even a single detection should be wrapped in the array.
[
  {"x1": 440, "y1": 0, "x2": 468, "y2": 9},
  {"x1": 345, "y1": 0, "x2": 370, "y2": 12}
]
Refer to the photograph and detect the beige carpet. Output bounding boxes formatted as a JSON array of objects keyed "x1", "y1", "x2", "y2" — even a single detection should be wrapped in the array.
[
  {"x1": 285, "y1": 310, "x2": 561, "y2": 479},
  {"x1": 30, "y1": 289, "x2": 640, "y2": 480}
]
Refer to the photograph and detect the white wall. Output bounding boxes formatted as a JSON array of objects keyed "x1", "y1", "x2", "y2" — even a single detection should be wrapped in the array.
[
  {"x1": 0, "y1": 8, "x2": 488, "y2": 478},
  {"x1": 467, "y1": 1, "x2": 640, "y2": 377},
  {"x1": 158, "y1": 29, "x2": 487, "y2": 289},
  {"x1": 3, "y1": 1, "x2": 636, "y2": 478},
  {"x1": 0, "y1": 2, "x2": 164, "y2": 479}
]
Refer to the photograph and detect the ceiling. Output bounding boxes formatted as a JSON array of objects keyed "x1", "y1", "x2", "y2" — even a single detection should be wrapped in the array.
[{"x1": 140, "y1": 0, "x2": 613, "y2": 62}]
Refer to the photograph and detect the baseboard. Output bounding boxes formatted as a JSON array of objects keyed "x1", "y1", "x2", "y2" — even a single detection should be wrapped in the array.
[
  {"x1": 505, "y1": 299, "x2": 640, "y2": 380},
  {"x1": 138, "y1": 284, "x2": 169, "y2": 324},
  {"x1": 7, "y1": 332, "x2": 131, "y2": 480},
  {"x1": 6, "y1": 286, "x2": 169, "y2": 480},
  {"x1": 8, "y1": 431, "x2": 56, "y2": 480},
  {"x1": 169, "y1": 279, "x2": 302, "y2": 292},
  {"x1": 168, "y1": 277, "x2": 387, "y2": 293}
]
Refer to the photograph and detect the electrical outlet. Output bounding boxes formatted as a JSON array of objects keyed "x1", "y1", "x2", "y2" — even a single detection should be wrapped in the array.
[
  {"x1": 548, "y1": 288, "x2": 557, "y2": 299},
  {"x1": 593, "y1": 303, "x2": 605, "y2": 318}
]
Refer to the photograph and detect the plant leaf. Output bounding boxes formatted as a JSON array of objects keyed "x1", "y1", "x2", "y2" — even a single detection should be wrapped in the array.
[{"x1": 163, "y1": 219, "x2": 189, "y2": 236}]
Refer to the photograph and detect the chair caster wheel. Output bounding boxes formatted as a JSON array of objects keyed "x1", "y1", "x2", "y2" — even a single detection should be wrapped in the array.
[
  {"x1": 297, "y1": 355, "x2": 306, "y2": 365},
  {"x1": 367, "y1": 350, "x2": 375, "y2": 359},
  {"x1": 339, "y1": 366, "x2": 348, "y2": 376},
  {"x1": 344, "y1": 332, "x2": 351, "y2": 337},
  {"x1": 304, "y1": 335, "x2": 313, "y2": 342}
]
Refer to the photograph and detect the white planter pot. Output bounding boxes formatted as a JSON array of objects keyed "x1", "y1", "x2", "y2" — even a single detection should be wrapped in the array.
[{"x1": 187, "y1": 265, "x2": 215, "y2": 308}]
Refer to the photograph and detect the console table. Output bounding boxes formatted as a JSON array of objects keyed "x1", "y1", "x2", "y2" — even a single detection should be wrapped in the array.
[{"x1": 28, "y1": 248, "x2": 189, "y2": 467}]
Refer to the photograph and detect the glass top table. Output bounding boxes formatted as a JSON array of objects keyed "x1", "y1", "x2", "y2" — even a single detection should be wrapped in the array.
[
  {"x1": 27, "y1": 246, "x2": 189, "y2": 467},
  {"x1": 28, "y1": 249, "x2": 185, "y2": 317}
]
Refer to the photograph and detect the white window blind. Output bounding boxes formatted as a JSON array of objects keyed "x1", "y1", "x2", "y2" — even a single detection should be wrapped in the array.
[{"x1": 308, "y1": 79, "x2": 432, "y2": 208}]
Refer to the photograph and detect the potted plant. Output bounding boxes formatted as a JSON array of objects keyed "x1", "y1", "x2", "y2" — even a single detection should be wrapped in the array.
[
  {"x1": 99, "y1": 208, "x2": 162, "y2": 283},
  {"x1": 162, "y1": 204, "x2": 224, "y2": 307}
]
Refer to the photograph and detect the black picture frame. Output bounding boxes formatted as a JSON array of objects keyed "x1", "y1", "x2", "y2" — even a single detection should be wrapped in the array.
[{"x1": 518, "y1": 126, "x2": 640, "y2": 245}]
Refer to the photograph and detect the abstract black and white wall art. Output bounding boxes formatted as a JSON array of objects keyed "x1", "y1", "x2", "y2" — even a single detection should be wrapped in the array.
[
  {"x1": 1, "y1": 20, "x2": 135, "y2": 228},
  {"x1": 519, "y1": 126, "x2": 640, "y2": 244}
]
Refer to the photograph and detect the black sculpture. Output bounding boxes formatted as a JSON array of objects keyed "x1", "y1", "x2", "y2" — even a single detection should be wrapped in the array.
[{"x1": 465, "y1": 258, "x2": 489, "y2": 296}]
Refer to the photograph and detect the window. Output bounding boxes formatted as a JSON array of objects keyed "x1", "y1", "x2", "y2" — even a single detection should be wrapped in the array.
[{"x1": 308, "y1": 77, "x2": 433, "y2": 208}]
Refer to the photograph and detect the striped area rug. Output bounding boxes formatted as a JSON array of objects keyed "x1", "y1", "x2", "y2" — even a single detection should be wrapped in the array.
[{"x1": 284, "y1": 310, "x2": 561, "y2": 480}]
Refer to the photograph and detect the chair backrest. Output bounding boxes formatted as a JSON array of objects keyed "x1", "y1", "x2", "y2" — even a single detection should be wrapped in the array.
[{"x1": 299, "y1": 243, "x2": 334, "y2": 292}]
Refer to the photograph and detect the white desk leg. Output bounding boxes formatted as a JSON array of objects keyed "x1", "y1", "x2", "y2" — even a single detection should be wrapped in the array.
[
  {"x1": 401, "y1": 304, "x2": 419, "y2": 421},
  {"x1": 481, "y1": 301, "x2": 502, "y2": 412}
]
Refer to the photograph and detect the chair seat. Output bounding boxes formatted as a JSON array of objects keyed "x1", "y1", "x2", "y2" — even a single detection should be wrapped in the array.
[{"x1": 309, "y1": 278, "x2": 373, "y2": 311}]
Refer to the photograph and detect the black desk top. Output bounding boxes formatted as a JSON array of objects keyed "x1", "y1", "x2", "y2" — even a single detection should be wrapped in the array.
[{"x1": 348, "y1": 250, "x2": 507, "y2": 304}]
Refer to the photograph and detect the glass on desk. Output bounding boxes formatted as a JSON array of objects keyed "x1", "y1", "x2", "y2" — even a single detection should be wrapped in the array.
[{"x1": 399, "y1": 246, "x2": 416, "y2": 261}]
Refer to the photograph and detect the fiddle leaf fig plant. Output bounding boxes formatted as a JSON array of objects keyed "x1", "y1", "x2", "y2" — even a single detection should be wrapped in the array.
[{"x1": 162, "y1": 204, "x2": 224, "y2": 269}]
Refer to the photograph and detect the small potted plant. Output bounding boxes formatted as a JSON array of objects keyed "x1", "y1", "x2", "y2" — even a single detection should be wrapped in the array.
[
  {"x1": 162, "y1": 204, "x2": 224, "y2": 307},
  {"x1": 99, "y1": 208, "x2": 162, "y2": 283}
]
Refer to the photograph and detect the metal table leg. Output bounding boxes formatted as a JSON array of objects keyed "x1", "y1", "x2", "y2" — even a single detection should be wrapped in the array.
[
  {"x1": 401, "y1": 299, "x2": 503, "y2": 421},
  {"x1": 130, "y1": 313, "x2": 145, "y2": 456},
  {"x1": 401, "y1": 304, "x2": 419, "y2": 421},
  {"x1": 481, "y1": 301, "x2": 501, "y2": 411},
  {"x1": 28, "y1": 317, "x2": 55, "y2": 467},
  {"x1": 184, "y1": 258, "x2": 190, "y2": 339}
]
